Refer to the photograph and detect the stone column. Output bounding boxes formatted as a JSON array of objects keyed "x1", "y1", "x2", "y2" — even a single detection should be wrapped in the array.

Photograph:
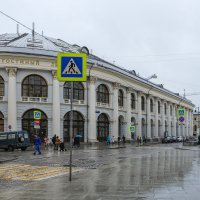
[
  {"x1": 146, "y1": 96, "x2": 151, "y2": 140},
  {"x1": 161, "y1": 100, "x2": 165, "y2": 137},
  {"x1": 126, "y1": 88, "x2": 132, "y2": 140},
  {"x1": 154, "y1": 98, "x2": 159, "y2": 139},
  {"x1": 137, "y1": 92, "x2": 142, "y2": 137},
  {"x1": 7, "y1": 68, "x2": 17, "y2": 131},
  {"x1": 112, "y1": 83, "x2": 120, "y2": 139},
  {"x1": 88, "y1": 76, "x2": 97, "y2": 142},
  {"x1": 185, "y1": 108, "x2": 189, "y2": 137},
  {"x1": 52, "y1": 71, "x2": 61, "y2": 138},
  {"x1": 172, "y1": 104, "x2": 176, "y2": 136},
  {"x1": 167, "y1": 103, "x2": 171, "y2": 136},
  {"x1": 190, "y1": 110, "x2": 193, "y2": 136}
]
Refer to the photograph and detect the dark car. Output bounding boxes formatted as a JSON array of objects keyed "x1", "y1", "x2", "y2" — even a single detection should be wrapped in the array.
[
  {"x1": 162, "y1": 136, "x2": 171, "y2": 143},
  {"x1": 0, "y1": 131, "x2": 30, "y2": 151},
  {"x1": 172, "y1": 136, "x2": 177, "y2": 143}
]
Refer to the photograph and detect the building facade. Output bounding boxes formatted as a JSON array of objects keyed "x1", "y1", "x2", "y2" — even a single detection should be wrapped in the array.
[{"x1": 0, "y1": 33, "x2": 194, "y2": 142}]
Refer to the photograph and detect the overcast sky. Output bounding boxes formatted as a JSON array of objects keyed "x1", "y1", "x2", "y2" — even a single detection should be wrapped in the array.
[{"x1": 1, "y1": 0, "x2": 200, "y2": 108}]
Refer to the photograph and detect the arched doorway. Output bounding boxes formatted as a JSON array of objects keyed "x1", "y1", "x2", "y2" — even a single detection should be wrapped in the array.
[
  {"x1": 151, "y1": 119, "x2": 154, "y2": 139},
  {"x1": 0, "y1": 112, "x2": 4, "y2": 132},
  {"x1": 97, "y1": 113, "x2": 109, "y2": 141},
  {"x1": 22, "y1": 109, "x2": 48, "y2": 142},
  {"x1": 63, "y1": 111, "x2": 84, "y2": 142}
]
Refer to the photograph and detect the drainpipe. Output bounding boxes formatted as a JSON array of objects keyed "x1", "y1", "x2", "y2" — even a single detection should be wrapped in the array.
[{"x1": 86, "y1": 63, "x2": 94, "y2": 143}]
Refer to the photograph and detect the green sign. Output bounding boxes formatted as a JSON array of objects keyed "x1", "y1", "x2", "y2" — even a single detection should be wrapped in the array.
[
  {"x1": 57, "y1": 52, "x2": 87, "y2": 82},
  {"x1": 34, "y1": 111, "x2": 41, "y2": 120},
  {"x1": 129, "y1": 125, "x2": 136, "y2": 133},
  {"x1": 177, "y1": 107, "x2": 186, "y2": 118}
]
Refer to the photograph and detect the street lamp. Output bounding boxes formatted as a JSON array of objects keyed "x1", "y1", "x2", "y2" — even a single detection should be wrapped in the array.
[{"x1": 146, "y1": 74, "x2": 157, "y2": 81}]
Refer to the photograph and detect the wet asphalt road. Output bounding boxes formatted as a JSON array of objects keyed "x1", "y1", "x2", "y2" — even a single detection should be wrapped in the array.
[{"x1": 0, "y1": 143, "x2": 200, "y2": 200}]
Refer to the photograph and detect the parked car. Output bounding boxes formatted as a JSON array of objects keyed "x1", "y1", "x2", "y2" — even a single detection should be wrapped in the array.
[
  {"x1": 177, "y1": 136, "x2": 183, "y2": 142},
  {"x1": 162, "y1": 136, "x2": 172, "y2": 143},
  {"x1": 0, "y1": 131, "x2": 30, "y2": 151},
  {"x1": 172, "y1": 136, "x2": 177, "y2": 143}
]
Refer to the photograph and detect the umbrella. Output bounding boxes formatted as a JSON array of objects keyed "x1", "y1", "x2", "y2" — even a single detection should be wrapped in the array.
[{"x1": 75, "y1": 134, "x2": 82, "y2": 138}]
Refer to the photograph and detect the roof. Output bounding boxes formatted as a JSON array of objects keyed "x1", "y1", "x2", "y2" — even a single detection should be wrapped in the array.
[{"x1": 0, "y1": 33, "x2": 194, "y2": 106}]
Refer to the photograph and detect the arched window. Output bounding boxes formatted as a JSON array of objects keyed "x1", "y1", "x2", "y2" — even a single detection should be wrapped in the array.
[
  {"x1": 22, "y1": 109, "x2": 48, "y2": 142},
  {"x1": 22, "y1": 75, "x2": 47, "y2": 97},
  {"x1": 97, "y1": 113, "x2": 109, "y2": 141},
  {"x1": 141, "y1": 96, "x2": 145, "y2": 111},
  {"x1": 63, "y1": 82, "x2": 84, "y2": 100},
  {"x1": 131, "y1": 93, "x2": 136, "y2": 109},
  {"x1": 150, "y1": 99, "x2": 153, "y2": 112},
  {"x1": 158, "y1": 101, "x2": 161, "y2": 114},
  {"x1": 96, "y1": 84, "x2": 109, "y2": 103},
  {"x1": 131, "y1": 117, "x2": 136, "y2": 124},
  {"x1": 194, "y1": 125, "x2": 197, "y2": 132},
  {"x1": 0, "y1": 76, "x2": 4, "y2": 96},
  {"x1": 170, "y1": 105, "x2": 172, "y2": 116},
  {"x1": 63, "y1": 111, "x2": 84, "y2": 142},
  {"x1": 164, "y1": 104, "x2": 167, "y2": 115},
  {"x1": 0, "y1": 112, "x2": 4, "y2": 131},
  {"x1": 118, "y1": 89, "x2": 123, "y2": 106}
]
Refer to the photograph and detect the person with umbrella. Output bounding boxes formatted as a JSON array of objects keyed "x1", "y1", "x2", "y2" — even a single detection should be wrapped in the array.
[{"x1": 75, "y1": 133, "x2": 82, "y2": 148}]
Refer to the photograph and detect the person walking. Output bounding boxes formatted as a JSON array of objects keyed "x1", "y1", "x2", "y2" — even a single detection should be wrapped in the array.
[
  {"x1": 137, "y1": 136, "x2": 140, "y2": 146},
  {"x1": 52, "y1": 134, "x2": 56, "y2": 150},
  {"x1": 55, "y1": 136, "x2": 61, "y2": 150},
  {"x1": 122, "y1": 135, "x2": 126, "y2": 144},
  {"x1": 34, "y1": 135, "x2": 42, "y2": 155},
  {"x1": 106, "y1": 135, "x2": 110, "y2": 145},
  {"x1": 43, "y1": 135, "x2": 49, "y2": 150}
]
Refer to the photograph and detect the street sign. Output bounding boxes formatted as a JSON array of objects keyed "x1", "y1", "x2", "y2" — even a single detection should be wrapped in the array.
[
  {"x1": 34, "y1": 120, "x2": 40, "y2": 125},
  {"x1": 34, "y1": 124, "x2": 40, "y2": 129},
  {"x1": 179, "y1": 116, "x2": 185, "y2": 123},
  {"x1": 177, "y1": 107, "x2": 186, "y2": 123},
  {"x1": 129, "y1": 125, "x2": 136, "y2": 133},
  {"x1": 34, "y1": 111, "x2": 41, "y2": 120},
  {"x1": 57, "y1": 52, "x2": 87, "y2": 82}
]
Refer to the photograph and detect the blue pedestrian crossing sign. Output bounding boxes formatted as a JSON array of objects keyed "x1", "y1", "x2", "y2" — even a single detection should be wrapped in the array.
[
  {"x1": 57, "y1": 52, "x2": 87, "y2": 82},
  {"x1": 34, "y1": 111, "x2": 41, "y2": 120}
]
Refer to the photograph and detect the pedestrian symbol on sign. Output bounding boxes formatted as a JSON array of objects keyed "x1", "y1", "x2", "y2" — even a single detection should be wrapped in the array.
[
  {"x1": 34, "y1": 111, "x2": 41, "y2": 120},
  {"x1": 63, "y1": 58, "x2": 81, "y2": 75}
]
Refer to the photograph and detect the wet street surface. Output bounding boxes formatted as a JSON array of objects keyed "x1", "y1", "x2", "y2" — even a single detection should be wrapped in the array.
[{"x1": 0, "y1": 143, "x2": 200, "y2": 199}]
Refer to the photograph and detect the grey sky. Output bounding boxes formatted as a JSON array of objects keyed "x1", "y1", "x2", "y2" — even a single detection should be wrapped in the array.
[{"x1": 1, "y1": 0, "x2": 200, "y2": 108}]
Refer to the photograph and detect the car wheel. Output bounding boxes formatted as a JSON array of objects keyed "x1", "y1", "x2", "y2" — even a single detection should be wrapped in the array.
[
  {"x1": 8, "y1": 145, "x2": 14, "y2": 152},
  {"x1": 21, "y1": 147, "x2": 27, "y2": 151}
]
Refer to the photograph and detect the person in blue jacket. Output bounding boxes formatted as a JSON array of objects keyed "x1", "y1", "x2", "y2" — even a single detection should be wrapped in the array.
[{"x1": 34, "y1": 135, "x2": 42, "y2": 155}]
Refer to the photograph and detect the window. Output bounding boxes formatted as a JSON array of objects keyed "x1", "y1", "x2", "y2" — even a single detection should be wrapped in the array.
[
  {"x1": 96, "y1": 84, "x2": 109, "y2": 103},
  {"x1": 0, "y1": 76, "x2": 4, "y2": 96},
  {"x1": 63, "y1": 82, "x2": 84, "y2": 100},
  {"x1": 131, "y1": 93, "x2": 136, "y2": 109},
  {"x1": 158, "y1": 101, "x2": 160, "y2": 114},
  {"x1": 118, "y1": 89, "x2": 123, "y2": 107},
  {"x1": 131, "y1": 117, "x2": 136, "y2": 124},
  {"x1": 141, "y1": 96, "x2": 145, "y2": 111},
  {"x1": 8, "y1": 133, "x2": 16, "y2": 139},
  {"x1": 150, "y1": 99, "x2": 153, "y2": 112},
  {"x1": 0, "y1": 112, "x2": 4, "y2": 132},
  {"x1": 164, "y1": 104, "x2": 167, "y2": 115},
  {"x1": 22, "y1": 75, "x2": 47, "y2": 97},
  {"x1": 0, "y1": 134, "x2": 7, "y2": 140},
  {"x1": 170, "y1": 105, "x2": 172, "y2": 116}
]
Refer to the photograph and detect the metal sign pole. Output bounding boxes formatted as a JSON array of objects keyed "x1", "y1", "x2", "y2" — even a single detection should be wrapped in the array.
[{"x1": 69, "y1": 81, "x2": 73, "y2": 181}]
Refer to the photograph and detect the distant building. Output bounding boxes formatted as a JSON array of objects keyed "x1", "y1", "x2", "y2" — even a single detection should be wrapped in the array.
[{"x1": 0, "y1": 33, "x2": 194, "y2": 142}]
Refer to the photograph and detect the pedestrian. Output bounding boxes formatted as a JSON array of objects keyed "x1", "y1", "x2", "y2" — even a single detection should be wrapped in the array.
[
  {"x1": 43, "y1": 135, "x2": 48, "y2": 150},
  {"x1": 60, "y1": 139, "x2": 66, "y2": 151},
  {"x1": 137, "y1": 136, "x2": 140, "y2": 146},
  {"x1": 111, "y1": 136, "x2": 115, "y2": 144},
  {"x1": 34, "y1": 135, "x2": 42, "y2": 155},
  {"x1": 118, "y1": 136, "x2": 120, "y2": 145},
  {"x1": 52, "y1": 134, "x2": 56, "y2": 150},
  {"x1": 122, "y1": 135, "x2": 126, "y2": 144},
  {"x1": 139, "y1": 137, "x2": 142, "y2": 146},
  {"x1": 55, "y1": 136, "x2": 61, "y2": 150},
  {"x1": 76, "y1": 135, "x2": 80, "y2": 148},
  {"x1": 106, "y1": 135, "x2": 110, "y2": 145}
]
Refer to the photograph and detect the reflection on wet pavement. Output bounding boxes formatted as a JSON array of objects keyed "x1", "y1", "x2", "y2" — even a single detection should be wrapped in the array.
[{"x1": 1, "y1": 146, "x2": 200, "y2": 200}]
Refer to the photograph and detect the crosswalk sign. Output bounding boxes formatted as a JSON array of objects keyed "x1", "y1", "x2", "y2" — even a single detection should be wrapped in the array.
[
  {"x1": 57, "y1": 52, "x2": 87, "y2": 82},
  {"x1": 34, "y1": 111, "x2": 41, "y2": 120}
]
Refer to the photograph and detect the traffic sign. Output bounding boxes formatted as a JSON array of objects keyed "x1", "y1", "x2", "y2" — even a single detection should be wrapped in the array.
[
  {"x1": 179, "y1": 116, "x2": 185, "y2": 123},
  {"x1": 34, "y1": 124, "x2": 40, "y2": 129},
  {"x1": 57, "y1": 52, "x2": 87, "y2": 82},
  {"x1": 34, "y1": 111, "x2": 41, "y2": 120},
  {"x1": 34, "y1": 120, "x2": 40, "y2": 125},
  {"x1": 129, "y1": 125, "x2": 136, "y2": 133},
  {"x1": 177, "y1": 107, "x2": 186, "y2": 117}
]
